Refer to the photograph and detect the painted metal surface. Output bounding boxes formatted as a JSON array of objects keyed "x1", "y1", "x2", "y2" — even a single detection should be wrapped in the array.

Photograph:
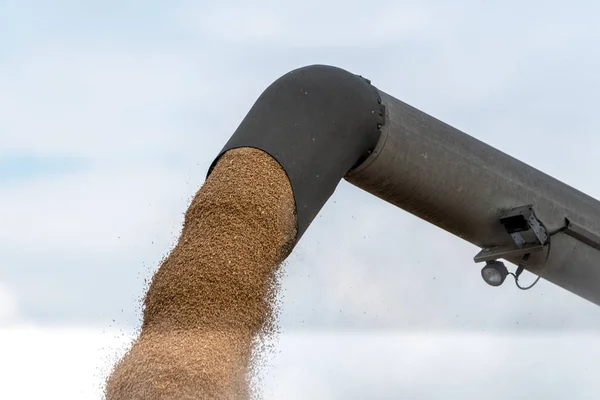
[{"x1": 347, "y1": 90, "x2": 600, "y2": 306}]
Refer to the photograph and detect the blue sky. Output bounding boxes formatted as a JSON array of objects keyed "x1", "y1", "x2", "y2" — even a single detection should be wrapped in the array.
[
  {"x1": 0, "y1": 154, "x2": 88, "y2": 185},
  {"x1": 2, "y1": 0, "x2": 600, "y2": 398}
]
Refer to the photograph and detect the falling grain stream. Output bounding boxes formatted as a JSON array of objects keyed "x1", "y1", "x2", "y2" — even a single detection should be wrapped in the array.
[{"x1": 105, "y1": 148, "x2": 297, "y2": 399}]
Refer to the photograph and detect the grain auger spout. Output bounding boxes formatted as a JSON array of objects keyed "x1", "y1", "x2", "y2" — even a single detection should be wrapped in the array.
[{"x1": 208, "y1": 64, "x2": 600, "y2": 307}]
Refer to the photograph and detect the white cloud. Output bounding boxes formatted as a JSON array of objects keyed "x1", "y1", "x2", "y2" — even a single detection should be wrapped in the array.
[
  {"x1": 0, "y1": 283, "x2": 19, "y2": 325},
  {"x1": 180, "y1": 0, "x2": 435, "y2": 47},
  {"x1": 0, "y1": 164, "x2": 191, "y2": 258},
  {"x1": 1, "y1": 325, "x2": 598, "y2": 400},
  {"x1": 0, "y1": 325, "x2": 132, "y2": 400},
  {"x1": 261, "y1": 331, "x2": 600, "y2": 399},
  {"x1": 0, "y1": 47, "x2": 218, "y2": 158}
]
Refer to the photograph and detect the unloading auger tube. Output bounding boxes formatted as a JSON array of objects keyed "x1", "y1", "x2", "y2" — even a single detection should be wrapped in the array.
[{"x1": 207, "y1": 64, "x2": 600, "y2": 307}]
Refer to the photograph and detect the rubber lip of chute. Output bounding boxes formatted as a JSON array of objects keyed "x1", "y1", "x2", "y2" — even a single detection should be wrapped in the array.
[{"x1": 207, "y1": 64, "x2": 386, "y2": 245}]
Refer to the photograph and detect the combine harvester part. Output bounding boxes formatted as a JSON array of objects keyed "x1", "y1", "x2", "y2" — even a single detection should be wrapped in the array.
[{"x1": 208, "y1": 65, "x2": 600, "y2": 307}]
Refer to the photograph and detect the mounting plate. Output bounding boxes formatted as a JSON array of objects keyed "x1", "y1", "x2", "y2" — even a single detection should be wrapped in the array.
[{"x1": 474, "y1": 244, "x2": 545, "y2": 263}]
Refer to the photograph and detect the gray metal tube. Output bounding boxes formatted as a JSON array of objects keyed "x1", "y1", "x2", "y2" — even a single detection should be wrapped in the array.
[{"x1": 346, "y1": 90, "x2": 600, "y2": 306}]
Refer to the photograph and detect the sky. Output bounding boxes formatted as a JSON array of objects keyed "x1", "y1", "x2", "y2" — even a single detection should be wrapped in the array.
[{"x1": 2, "y1": 0, "x2": 600, "y2": 398}]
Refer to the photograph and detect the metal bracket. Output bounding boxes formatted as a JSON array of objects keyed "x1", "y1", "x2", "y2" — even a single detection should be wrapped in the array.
[
  {"x1": 474, "y1": 205, "x2": 549, "y2": 263},
  {"x1": 564, "y1": 218, "x2": 600, "y2": 251},
  {"x1": 474, "y1": 244, "x2": 545, "y2": 263}
]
